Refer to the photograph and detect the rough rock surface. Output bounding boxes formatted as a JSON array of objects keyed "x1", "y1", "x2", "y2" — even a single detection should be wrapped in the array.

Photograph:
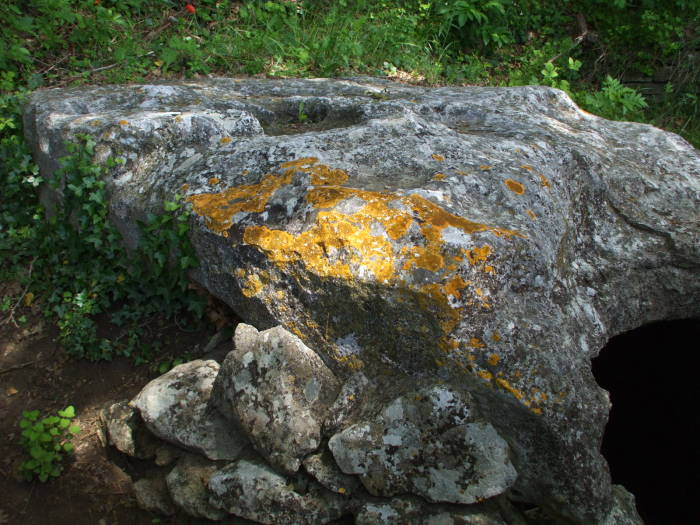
[
  {"x1": 355, "y1": 496, "x2": 508, "y2": 525},
  {"x1": 329, "y1": 384, "x2": 516, "y2": 503},
  {"x1": 166, "y1": 453, "x2": 228, "y2": 521},
  {"x1": 133, "y1": 477, "x2": 176, "y2": 516},
  {"x1": 208, "y1": 457, "x2": 347, "y2": 525},
  {"x1": 99, "y1": 400, "x2": 158, "y2": 459},
  {"x1": 212, "y1": 323, "x2": 340, "y2": 473},
  {"x1": 132, "y1": 359, "x2": 248, "y2": 460},
  {"x1": 24, "y1": 77, "x2": 700, "y2": 523}
]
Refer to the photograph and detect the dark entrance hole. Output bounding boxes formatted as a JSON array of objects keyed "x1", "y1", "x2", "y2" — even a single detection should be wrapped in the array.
[{"x1": 592, "y1": 318, "x2": 700, "y2": 524}]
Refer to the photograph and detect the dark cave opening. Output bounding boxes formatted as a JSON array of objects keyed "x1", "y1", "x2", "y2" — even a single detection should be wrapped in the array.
[{"x1": 592, "y1": 318, "x2": 700, "y2": 524}]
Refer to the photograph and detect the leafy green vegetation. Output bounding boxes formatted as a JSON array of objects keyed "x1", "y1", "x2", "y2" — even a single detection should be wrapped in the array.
[
  {"x1": 19, "y1": 405, "x2": 81, "y2": 482},
  {"x1": 0, "y1": 0, "x2": 698, "y2": 362}
]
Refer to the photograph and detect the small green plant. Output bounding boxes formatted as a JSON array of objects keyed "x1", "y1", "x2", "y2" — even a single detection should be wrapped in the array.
[
  {"x1": 19, "y1": 406, "x2": 81, "y2": 482},
  {"x1": 297, "y1": 101, "x2": 309, "y2": 123},
  {"x1": 582, "y1": 76, "x2": 648, "y2": 121}
]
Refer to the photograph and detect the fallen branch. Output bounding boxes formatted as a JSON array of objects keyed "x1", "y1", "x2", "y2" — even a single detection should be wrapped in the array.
[
  {"x1": 0, "y1": 257, "x2": 37, "y2": 328},
  {"x1": 0, "y1": 361, "x2": 38, "y2": 375}
]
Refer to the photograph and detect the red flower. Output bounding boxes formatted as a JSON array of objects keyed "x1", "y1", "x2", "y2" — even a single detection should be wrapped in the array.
[{"x1": 185, "y1": 3, "x2": 196, "y2": 14}]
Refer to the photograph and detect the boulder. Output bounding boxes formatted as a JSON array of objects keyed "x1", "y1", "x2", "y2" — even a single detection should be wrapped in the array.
[
  {"x1": 208, "y1": 457, "x2": 347, "y2": 525},
  {"x1": 166, "y1": 453, "x2": 229, "y2": 521},
  {"x1": 133, "y1": 477, "x2": 176, "y2": 516},
  {"x1": 212, "y1": 323, "x2": 340, "y2": 474},
  {"x1": 132, "y1": 359, "x2": 248, "y2": 461},
  {"x1": 355, "y1": 496, "x2": 508, "y2": 525},
  {"x1": 328, "y1": 384, "x2": 516, "y2": 504},
  {"x1": 24, "y1": 77, "x2": 700, "y2": 523}
]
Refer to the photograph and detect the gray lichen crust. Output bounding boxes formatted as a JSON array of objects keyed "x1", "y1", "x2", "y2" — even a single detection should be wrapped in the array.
[{"x1": 24, "y1": 77, "x2": 699, "y2": 523}]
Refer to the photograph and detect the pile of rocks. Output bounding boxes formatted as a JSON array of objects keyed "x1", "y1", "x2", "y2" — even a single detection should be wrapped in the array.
[{"x1": 101, "y1": 323, "x2": 638, "y2": 524}]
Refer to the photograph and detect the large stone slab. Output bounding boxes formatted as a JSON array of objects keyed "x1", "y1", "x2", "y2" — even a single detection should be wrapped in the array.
[{"x1": 24, "y1": 77, "x2": 700, "y2": 523}]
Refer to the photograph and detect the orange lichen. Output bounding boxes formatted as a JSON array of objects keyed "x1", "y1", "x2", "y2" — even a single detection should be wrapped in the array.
[
  {"x1": 478, "y1": 370, "x2": 493, "y2": 381},
  {"x1": 479, "y1": 165, "x2": 491, "y2": 171},
  {"x1": 402, "y1": 246, "x2": 444, "y2": 272},
  {"x1": 491, "y1": 331, "x2": 501, "y2": 342},
  {"x1": 431, "y1": 154, "x2": 445, "y2": 162},
  {"x1": 465, "y1": 245, "x2": 492, "y2": 265},
  {"x1": 188, "y1": 171, "x2": 295, "y2": 233},
  {"x1": 468, "y1": 337, "x2": 485, "y2": 348},
  {"x1": 175, "y1": 115, "x2": 183, "y2": 122},
  {"x1": 538, "y1": 174, "x2": 551, "y2": 188},
  {"x1": 180, "y1": 183, "x2": 189, "y2": 192},
  {"x1": 444, "y1": 274, "x2": 468, "y2": 300},
  {"x1": 208, "y1": 177, "x2": 221, "y2": 185},
  {"x1": 220, "y1": 136, "x2": 232, "y2": 144},
  {"x1": 488, "y1": 353, "x2": 500, "y2": 366},
  {"x1": 433, "y1": 173, "x2": 446, "y2": 181},
  {"x1": 520, "y1": 164, "x2": 534, "y2": 171},
  {"x1": 504, "y1": 179, "x2": 525, "y2": 194},
  {"x1": 526, "y1": 209, "x2": 537, "y2": 220},
  {"x1": 118, "y1": 120, "x2": 129, "y2": 126},
  {"x1": 495, "y1": 378, "x2": 524, "y2": 400}
]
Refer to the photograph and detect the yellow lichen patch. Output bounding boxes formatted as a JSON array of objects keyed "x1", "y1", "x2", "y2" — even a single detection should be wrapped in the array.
[
  {"x1": 89, "y1": 119, "x2": 102, "y2": 127},
  {"x1": 464, "y1": 245, "x2": 492, "y2": 266},
  {"x1": 180, "y1": 183, "x2": 189, "y2": 192},
  {"x1": 444, "y1": 274, "x2": 468, "y2": 300},
  {"x1": 538, "y1": 174, "x2": 551, "y2": 188},
  {"x1": 281, "y1": 157, "x2": 319, "y2": 170},
  {"x1": 241, "y1": 273, "x2": 264, "y2": 297},
  {"x1": 431, "y1": 154, "x2": 445, "y2": 162},
  {"x1": 479, "y1": 165, "x2": 492, "y2": 171},
  {"x1": 504, "y1": 179, "x2": 525, "y2": 195},
  {"x1": 219, "y1": 136, "x2": 232, "y2": 144},
  {"x1": 530, "y1": 407, "x2": 543, "y2": 415},
  {"x1": 484, "y1": 265, "x2": 495, "y2": 274},
  {"x1": 495, "y1": 378, "x2": 525, "y2": 400},
  {"x1": 244, "y1": 205, "x2": 398, "y2": 282},
  {"x1": 175, "y1": 115, "x2": 183, "y2": 122},
  {"x1": 491, "y1": 331, "x2": 501, "y2": 342},
  {"x1": 208, "y1": 177, "x2": 221, "y2": 185},
  {"x1": 308, "y1": 164, "x2": 349, "y2": 186},
  {"x1": 488, "y1": 353, "x2": 500, "y2": 366},
  {"x1": 526, "y1": 209, "x2": 537, "y2": 220},
  {"x1": 118, "y1": 120, "x2": 129, "y2": 126},
  {"x1": 468, "y1": 337, "x2": 485, "y2": 348},
  {"x1": 188, "y1": 171, "x2": 294, "y2": 233},
  {"x1": 433, "y1": 173, "x2": 446, "y2": 181},
  {"x1": 455, "y1": 170, "x2": 470, "y2": 176},
  {"x1": 478, "y1": 370, "x2": 493, "y2": 381},
  {"x1": 520, "y1": 164, "x2": 534, "y2": 171},
  {"x1": 402, "y1": 246, "x2": 444, "y2": 272},
  {"x1": 276, "y1": 290, "x2": 286, "y2": 300}
]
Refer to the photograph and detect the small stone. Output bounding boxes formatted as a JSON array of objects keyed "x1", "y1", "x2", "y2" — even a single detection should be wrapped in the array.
[
  {"x1": 99, "y1": 400, "x2": 157, "y2": 459},
  {"x1": 133, "y1": 477, "x2": 176, "y2": 516},
  {"x1": 302, "y1": 448, "x2": 360, "y2": 495}
]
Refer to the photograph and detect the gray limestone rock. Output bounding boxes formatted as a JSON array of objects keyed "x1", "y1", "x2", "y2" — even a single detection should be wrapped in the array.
[
  {"x1": 133, "y1": 477, "x2": 176, "y2": 516},
  {"x1": 328, "y1": 384, "x2": 516, "y2": 504},
  {"x1": 23, "y1": 77, "x2": 699, "y2": 523},
  {"x1": 99, "y1": 400, "x2": 158, "y2": 459},
  {"x1": 165, "y1": 453, "x2": 228, "y2": 521},
  {"x1": 132, "y1": 359, "x2": 248, "y2": 461},
  {"x1": 302, "y1": 448, "x2": 360, "y2": 495},
  {"x1": 212, "y1": 323, "x2": 340, "y2": 473},
  {"x1": 355, "y1": 495, "x2": 508, "y2": 525},
  {"x1": 208, "y1": 458, "x2": 347, "y2": 525}
]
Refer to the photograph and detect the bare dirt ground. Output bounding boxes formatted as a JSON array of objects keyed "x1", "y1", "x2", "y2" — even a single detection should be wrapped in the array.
[{"x1": 0, "y1": 282, "x2": 238, "y2": 525}]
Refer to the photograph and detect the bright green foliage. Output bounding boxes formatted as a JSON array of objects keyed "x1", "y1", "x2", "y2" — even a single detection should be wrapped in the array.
[
  {"x1": 18, "y1": 406, "x2": 81, "y2": 482},
  {"x1": 0, "y1": 98, "x2": 205, "y2": 361},
  {"x1": 582, "y1": 76, "x2": 648, "y2": 121}
]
